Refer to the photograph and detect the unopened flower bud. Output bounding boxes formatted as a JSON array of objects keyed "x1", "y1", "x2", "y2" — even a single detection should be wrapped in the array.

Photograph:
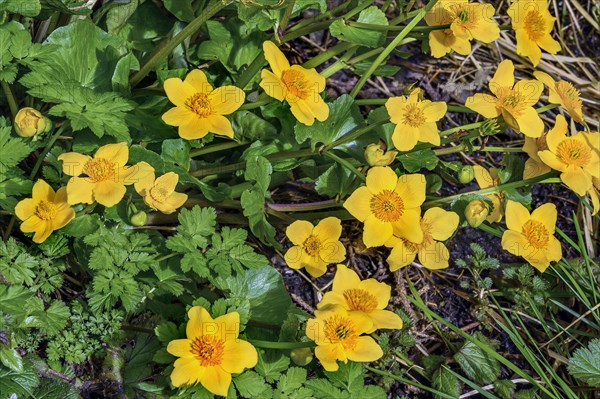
[
  {"x1": 458, "y1": 165, "x2": 475, "y2": 184},
  {"x1": 14, "y1": 107, "x2": 52, "y2": 138},
  {"x1": 130, "y1": 211, "x2": 148, "y2": 227},
  {"x1": 364, "y1": 142, "x2": 398, "y2": 167},
  {"x1": 290, "y1": 347, "x2": 313, "y2": 366},
  {"x1": 465, "y1": 200, "x2": 489, "y2": 228}
]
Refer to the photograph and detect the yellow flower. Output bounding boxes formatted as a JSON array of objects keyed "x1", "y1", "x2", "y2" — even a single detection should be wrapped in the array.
[
  {"x1": 284, "y1": 217, "x2": 346, "y2": 277},
  {"x1": 385, "y1": 207, "x2": 459, "y2": 271},
  {"x1": 162, "y1": 69, "x2": 245, "y2": 140},
  {"x1": 501, "y1": 200, "x2": 562, "y2": 272},
  {"x1": 533, "y1": 71, "x2": 584, "y2": 124},
  {"x1": 537, "y1": 115, "x2": 600, "y2": 196},
  {"x1": 317, "y1": 265, "x2": 402, "y2": 332},
  {"x1": 523, "y1": 133, "x2": 551, "y2": 179},
  {"x1": 465, "y1": 60, "x2": 544, "y2": 138},
  {"x1": 364, "y1": 142, "x2": 397, "y2": 167},
  {"x1": 424, "y1": 0, "x2": 500, "y2": 58},
  {"x1": 473, "y1": 165, "x2": 504, "y2": 223},
  {"x1": 344, "y1": 167, "x2": 426, "y2": 248},
  {"x1": 464, "y1": 200, "x2": 489, "y2": 228},
  {"x1": 134, "y1": 172, "x2": 188, "y2": 214},
  {"x1": 15, "y1": 180, "x2": 75, "y2": 243},
  {"x1": 385, "y1": 88, "x2": 447, "y2": 151},
  {"x1": 306, "y1": 305, "x2": 383, "y2": 371},
  {"x1": 167, "y1": 306, "x2": 257, "y2": 396},
  {"x1": 14, "y1": 107, "x2": 52, "y2": 138},
  {"x1": 58, "y1": 142, "x2": 154, "y2": 208},
  {"x1": 507, "y1": 0, "x2": 561, "y2": 67},
  {"x1": 259, "y1": 41, "x2": 329, "y2": 126}
]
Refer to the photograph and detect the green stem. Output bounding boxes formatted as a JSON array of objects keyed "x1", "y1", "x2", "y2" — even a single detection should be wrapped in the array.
[
  {"x1": 278, "y1": 0, "x2": 295, "y2": 34},
  {"x1": 267, "y1": 200, "x2": 340, "y2": 212},
  {"x1": 189, "y1": 141, "x2": 246, "y2": 157},
  {"x1": 365, "y1": 366, "x2": 457, "y2": 399},
  {"x1": 324, "y1": 152, "x2": 366, "y2": 182},
  {"x1": 236, "y1": 52, "x2": 266, "y2": 90},
  {"x1": 349, "y1": 0, "x2": 438, "y2": 98},
  {"x1": 130, "y1": 0, "x2": 230, "y2": 87},
  {"x1": 247, "y1": 340, "x2": 316, "y2": 349},
  {"x1": 302, "y1": 42, "x2": 355, "y2": 69},
  {"x1": 29, "y1": 122, "x2": 69, "y2": 180},
  {"x1": 321, "y1": 118, "x2": 389, "y2": 152},
  {"x1": 1, "y1": 81, "x2": 18, "y2": 117}
]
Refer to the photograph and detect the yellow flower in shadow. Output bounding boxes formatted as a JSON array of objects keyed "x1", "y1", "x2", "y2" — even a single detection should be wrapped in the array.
[
  {"x1": 465, "y1": 60, "x2": 544, "y2": 137},
  {"x1": 343, "y1": 167, "x2": 426, "y2": 248},
  {"x1": 260, "y1": 41, "x2": 329, "y2": 126},
  {"x1": 306, "y1": 305, "x2": 383, "y2": 371},
  {"x1": 537, "y1": 115, "x2": 600, "y2": 196},
  {"x1": 473, "y1": 165, "x2": 504, "y2": 223},
  {"x1": 15, "y1": 180, "x2": 75, "y2": 243},
  {"x1": 167, "y1": 306, "x2": 257, "y2": 396},
  {"x1": 317, "y1": 265, "x2": 403, "y2": 332},
  {"x1": 58, "y1": 142, "x2": 154, "y2": 208},
  {"x1": 162, "y1": 69, "x2": 245, "y2": 140},
  {"x1": 533, "y1": 71, "x2": 584, "y2": 124},
  {"x1": 135, "y1": 172, "x2": 188, "y2": 214},
  {"x1": 385, "y1": 207, "x2": 459, "y2": 271},
  {"x1": 284, "y1": 217, "x2": 346, "y2": 277},
  {"x1": 425, "y1": 0, "x2": 500, "y2": 58},
  {"x1": 501, "y1": 200, "x2": 562, "y2": 272},
  {"x1": 385, "y1": 88, "x2": 447, "y2": 151},
  {"x1": 508, "y1": 0, "x2": 561, "y2": 67},
  {"x1": 523, "y1": 133, "x2": 551, "y2": 179}
]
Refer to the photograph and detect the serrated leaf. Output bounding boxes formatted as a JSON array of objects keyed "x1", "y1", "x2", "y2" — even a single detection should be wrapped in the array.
[
  {"x1": 432, "y1": 366, "x2": 460, "y2": 399},
  {"x1": 397, "y1": 148, "x2": 439, "y2": 172},
  {"x1": 568, "y1": 338, "x2": 600, "y2": 387},
  {"x1": 454, "y1": 338, "x2": 500, "y2": 385},
  {"x1": 330, "y1": 6, "x2": 388, "y2": 48},
  {"x1": 234, "y1": 371, "x2": 271, "y2": 398},
  {"x1": 0, "y1": 348, "x2": 23, "y2": 372},
  {"x1": 256, "y1": 350, "x2": 291, "y2": 383},
  {"x1": 0, "y1": 126, "x2": 34, "y2": 171},
  {"x1": 0, "y1": 0, "x2": 41, "y2": 16},
  {"x1": 163, "y1": 0, "x2": 194, "y2": 22},
  {"x1": 0, "y1": 363, "x2": 39, "y2": 398},
  {"x1": 304, "y1": 379, "x2": 347, "y2": 399},
  {"x1": 315, "y1": 163, "x2": 356, "y2": 197}
]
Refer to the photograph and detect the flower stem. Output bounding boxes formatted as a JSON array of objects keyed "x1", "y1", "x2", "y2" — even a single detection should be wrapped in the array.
[
  {"x1": 1, "y1": 81, "x2": 18, "y2": 118},
  {"x1": 324, "y1": 151, "x2": 366, "y2": 182},
  {"x1": 189, "y1": 141, "x2": 246, "y2": 158},
  {"x1": 130, "y1": 0, "x2": 231, "y2": 87},
  {"x1": 247, "y1": 339, "x2": 316, "y2": 349}
]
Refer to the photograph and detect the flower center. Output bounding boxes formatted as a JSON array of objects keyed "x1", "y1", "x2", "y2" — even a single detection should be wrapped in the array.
[
  {"x1": 34, "y1": 200, "x2": 57, "y2": 221},
  {"x1": 401, "y1": 220, "x2": 434, "y2": 252},
  {"x1": 524, "y1": 10, "x2": 546, "y2": 41},
  {"x1": 502, "y1": 93, "x2": 520, "y2": 108},
  {"x1": 186, "y1": 93, "x2": 212, "y2": 118},
  {"x1": 149, "y1": 186, "x2": 169, "y2": 203},
  {"x1": 190, "y1": 335, "x2": 225, "y2": 367},
  {"x1": 83, "y1": 158, "x2": 117, "y2": 182},
  {"x1": 556, "y1": 139, "x2": 592, "y2": 168},
  {"x1": 522, "y1": 220, "x2": 549, "y2": 249},
  {"x1": 556, "y1": 81, "x2": 582, "y2": 108},
  {"x1": 370, "y1": 190, "x2": 404, "y2": 222},
  {"x1": 324, "y1": 315, "x2": 357, "y2": 348},
  {"x1": 302, "y1": 235, "x2": 322, "y2": 256},
  {"x1": 402, "y1": 104, "x2": 426, "y2": 128},
  {"x1": 281, "y1": 69, "x2": 310, "y2": 100},
  {"x1": 343, "y1": 289, "x2": 378, "y2": 312}
]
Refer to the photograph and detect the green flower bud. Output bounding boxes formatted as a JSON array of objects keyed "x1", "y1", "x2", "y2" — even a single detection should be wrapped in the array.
[
  {"x1": 465, "y1": 200, "x2": 489, "y2": 228},
  {"x1": 130, "y1": 211, "x2": 148, "y2": 227},
  {"x1": 457, "y1": 165, "x2": 475, "y2": 184},
  {"x1": 290, "y1": 347, "x2": 313, "y2": 366},
  {"x1": 14, "y1": 107, "x2": 52, "y2": 138},
  {"x1": 364, "y1": 142, "x2": 398, "y2": 167}
]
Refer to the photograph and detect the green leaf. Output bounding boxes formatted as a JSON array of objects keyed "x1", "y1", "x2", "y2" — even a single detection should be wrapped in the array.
[
  {"x1": 324, "y1": 361, "x2": 363, "y2": 392},
  {"x1": 245, "y1": 155, "x2": 272, "y2": 194},
  {"x1": 568, "y1": 338, "x2": 600, "y2": 387},
  {"x1": 277, "y1": 367, "x2": 307, "y2": 393},
  {"x1": 163, "y1": 0, "x2": 194, "y2": 22},
  {"x1": 233, "y1": 110, "x2": 277, "y2": 141},
  {"x1": 398, "y1": 148, "x2": 439, "y2": 172},
  {"x1": 454, "y1": 337, "x2": 501, "y2": 385},
  {"x1": 177, "y1": 206, "x2": 217, "y2": 239},
  {"x1": 304, "y1": 379, "x2": 347, "y2": 399},
  {"x1": 294, "y1": 95, "x2": 364, "y2": 150},
  {"x1": 33, "y1": 379, "x2": 79, "y2": 399},
  {"x1": 0, "y1": 363, "x2": 39, "y2": 398},
  {"x1": 0, "y1": 348, "x2": 23, "y2": 372},
  {"x1": 0, "y1": 0, "x2": 41, "y2": 16},
  {"x1": 234, "y1": 371, "x2": 271, "y2": 398},
  {"x1": 315, "y1": 163, "x2": 356, "y2": 197},
  {"x1": 256, "y1": 350, "x2": 290, "y2": 383},
  {"x1": 330, "y1": 6, "x2": 388, "y2": 48},
  {"x1": 497, "y1": 155, "x2": 525, "y2": 184},
  {"x1": 0, "y1": 125, "x2": 33, "y2": 171},
  {"x1": 60, "y1": 214, "x2": 102, "y2": 237},
  {"x1": 432, "y1": 366, "x2": 460, "y2": 399},
  {"x1": 162, "y1": 139, "x2": 191, "y2": 170}
]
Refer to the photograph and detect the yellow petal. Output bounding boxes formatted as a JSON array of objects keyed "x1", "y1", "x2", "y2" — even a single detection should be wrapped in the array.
[
  {"x1": 392, "y1": 124, "x2": 420, "y2": 152},
  {"x1": 514, "y1": 80, "x2": 543, "y2": 107},
  {"x1": 186, "y1": 306, "x2": 213, "y2": 339},
  {"x1": 179, "y1": 118, "x2": 209, "y2": 140},
  {"x1": 537, "y1": 33, "x2": 561, "y2": 54},
  {"x1": 505, "y1": 200, "x2": 530, "y2": 232},
  {"x1": 259, "y1": 69, "x2": 286, "y2": 101},
  {"x1": 221, "y1": 340, "x2": 258, "y2": 373},
  {"x1": 66, "y1": 177, "x2": 95, "y2": 205},
  {"x1": 314, "y1": 344, "x2": 342, "y2": 371},
  {"x1": 95, "y1": 142, "x2": 129, "y2": 168},
  {"x1": 121, "y1": 161, "x2": 155, "y2": 186},
  {"x1": 366, "y1": 167, "x2": 397, "y2": 194},
  {"x1": 387, "y1": 239, "x2": 417, "y2": 272},
  {"x1": 164, "y1": 78, "x2": 196, "y2": 107},
  {"x1": 55, "y1": 186, "x2": 69, "y2": 203},
  {"x1": 154, "y1": 172, "x2": 179, "y2": 195},
  {"x1": 538, "y1": 150, "x2": 566, "y2": 172},
  {"x1": 306, "y1": 318, "x2": 327, "y2": 345},
  {"x1": 331, "y1": 264, "x2": 361, "y2": 293},
  {"x1": 304, "y1": 258, "x2": 328, "y2": 278},
  {"x1": 93, "y1": 180, "x2": 126, "y2": 207},
  {"x1": 306, "y1": 98, "x2": 329, "y2": 122},
  {"x1": 419, "y1": 122, "x2": 441, "y2": 146},
  {"x1": 170, "y1": 358, "x2": 204, "y2": 387},
  {"x1": 561, "y1": 166, "x2": 592, "y2": 196},
  {"x1": 289, "y1": 101, "x2": 316, "y2": 126},
  {"x1": 345, "y1": 336, "x2": 383, "y2": 362},
  {"x1": 263, "y1": 41, "x2": 291, "y2": 78},
  {"x1": 58, "y1": 152, "x2": 92, "y2": 177},
  {"x1": 428, "y1": 30, "x2": 453, "y2": 58},
  {"x1": 515, "y1": 29, "x2": 542, "y2": 67},
  {"x1": 284, "y1": 246, "x2": 306, "y2": 270},
  {"x1": 547, "y1": 236, "x2": 562, "y2": 264},
  {"x1": 286, "y1": 220, "x2": 314, "y2": 245},
  {"x1": 167, "y1": 339, "x2": 194, "y2": 358},
  {"x1": 157, "y1": 192, "x2": 188, "y2": 214},
  {"x1": 368, "y1": 309, "x2": 403, "y2": 330},
  {"x1": 313, "y1": 217, "x2": 342, "y2": 242},
  {"x1": 20, "y1": 215, "x2": 43, "y2": 233},
  {"x1": 524, "y1": 158, "x2": 551, "y2": 179},
  {"x1": 183, "y1": 69, "x2": 212, "y2": 93},
  {"x1": 418, "y1": 241, "x2": 450, "y2": 270},
  {"x1": 424, "y1": 101, "x2": 447, "y2": 121},
  {"x1": 465, "y1": 93, "x2": 500, "y2": 118},
  {"x1": 487, "y1": 194, "x2": 504, "y2": 223},
  {"x1": 213, "y1": 311, "x2": 240, "y2": 341},
  {"x1": 530, "y1": 203, "x2": 557, "y2": 234},
  {"x1": 162, "y1": 106, "x2": 196, "y2": 127},
  {"x1": 294, "y1": 65, "x2": 326, "y2": 94},
  {"x1": 209, "y1": 86, "x2": 245, "y2": 115},
  {"x1": 32, "y1": 220, "x2": 54, "y2": 243},
  {"x1": 343, "y1": 186, "x2": 373, "y2": 222},
  {"x1": 359, "y1": 279, "x2": 391, "y2": 309},
  {"x1": 545, "y1": 115, "x2": 568, "y2": 153},
  {"x1": 15, "y1": 198, "x2": 36, "y2": 221},
  {"x1": 134, "y1": 170, "x2": 155, "y2": 196},
  {"x1": 32, "y1": 179, "x2": 55, "y2": 202},
  {"x1": 424, "y1": 207, "x2": 459, "y2": 241},
  {"x1": 473, "y1": 165, "x2": 494, "y2": 189},
  {"x1": 363, "y1": 214, "x2": 393, "y2": 248},
  {"x1": 317, "y1": 291, "x2": 348, "y2": 310},
  {"x1": 51, "y1": 205, "x2": 75, "y2": 230},
  {"x1": 489, "y1": 60, "x2": 514, "y2": 94},
  {"x1": 206, "y1": 115, "x2": 234, "y2": 139},
  {"x1": 394, "y1": 173, "x2": 426, "y2": 208},
  {"x1": 319, "y1": 241, "x2": 346, "y2": 264},
  {"x1": 392, "y1": 207, "x2": 423, "y2": 243},
  {"x1": 501, "y1": 230, "x2": 530, "y2": 258}
]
